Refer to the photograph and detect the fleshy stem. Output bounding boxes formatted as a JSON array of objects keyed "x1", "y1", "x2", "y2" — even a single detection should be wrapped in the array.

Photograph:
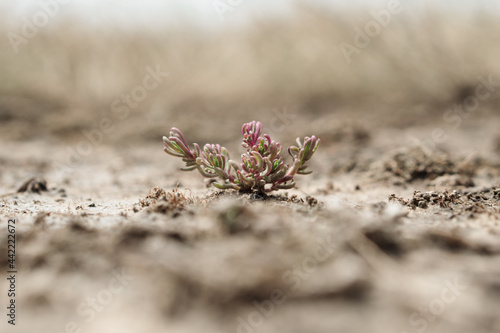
[{"x1": 163, "y1": 121, "x2": 320, "y2": 193}]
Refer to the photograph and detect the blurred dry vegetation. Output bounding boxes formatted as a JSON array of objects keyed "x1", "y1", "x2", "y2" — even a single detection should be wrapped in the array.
[{"x1": 1, "y1": 3, "x2": 500, "y2": 146}]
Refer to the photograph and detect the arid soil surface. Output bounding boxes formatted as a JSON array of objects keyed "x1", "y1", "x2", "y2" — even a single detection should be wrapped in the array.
[
  {"x1": 1, "y1": 117, "x2": 500, "y2": 333},
  {"x1": 3, "y1": 4, "x2": 500, "y2": 331}
]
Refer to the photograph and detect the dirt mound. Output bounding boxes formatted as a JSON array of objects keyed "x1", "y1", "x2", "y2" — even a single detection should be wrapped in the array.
[
  {"x1": 390, "y1": 187, "x2": 500, "y2": 218},
  {"x1": 373, "y1": 147, "x2": 477, "y2": 186},
  {"x1": 135, "y1": 187, "x2": 196, "y2": 215}
]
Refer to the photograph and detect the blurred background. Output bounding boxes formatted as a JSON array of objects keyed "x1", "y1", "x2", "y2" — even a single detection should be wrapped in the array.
[
  {"x1": 3, "y1": 3, "x2": 500, "y2": 333},
  {"x1": 1, "y1": 0, "x2": 500, "y2": 150}
]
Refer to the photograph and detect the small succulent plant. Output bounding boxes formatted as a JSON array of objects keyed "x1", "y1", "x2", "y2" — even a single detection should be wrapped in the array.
[{"x1": 163, "y1": 121, "x2": 320, "y2": 193}]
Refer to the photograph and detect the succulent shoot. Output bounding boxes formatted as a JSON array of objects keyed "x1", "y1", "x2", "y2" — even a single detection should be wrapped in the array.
[{"x1": 163, "y1": 121, "x2": 320, "y2": 193}]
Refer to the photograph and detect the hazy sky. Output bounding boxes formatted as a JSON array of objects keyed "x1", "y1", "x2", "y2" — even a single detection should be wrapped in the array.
[{"x1": 3, "y1": 0, "x2": 498, "y2": 31}]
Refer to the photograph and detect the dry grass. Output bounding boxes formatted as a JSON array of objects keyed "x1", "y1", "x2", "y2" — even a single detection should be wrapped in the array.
[
  {"x1": 3, "y1": 5, "x2": 500, "y2": 333},
  {"x1": 1, "y1": 4, "x2": 500, "y2": 145}
]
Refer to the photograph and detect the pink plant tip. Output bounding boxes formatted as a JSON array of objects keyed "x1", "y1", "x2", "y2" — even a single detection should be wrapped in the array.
[{"x1": 163, "y1": 120, "x2": 320, "y2": 194}]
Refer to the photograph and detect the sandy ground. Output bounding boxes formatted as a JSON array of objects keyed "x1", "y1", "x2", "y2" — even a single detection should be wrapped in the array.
[
  {"x1": 1, "y1": 119, "x2": 500, "y2": 333},
  {"x1": 3, "y1": 3, "x2": 500, "y2": 332}
]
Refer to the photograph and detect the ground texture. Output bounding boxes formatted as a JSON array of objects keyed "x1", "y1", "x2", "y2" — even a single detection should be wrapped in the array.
[{"x1": 1, "y1": 117, "x2": 500, "y2": 333}]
